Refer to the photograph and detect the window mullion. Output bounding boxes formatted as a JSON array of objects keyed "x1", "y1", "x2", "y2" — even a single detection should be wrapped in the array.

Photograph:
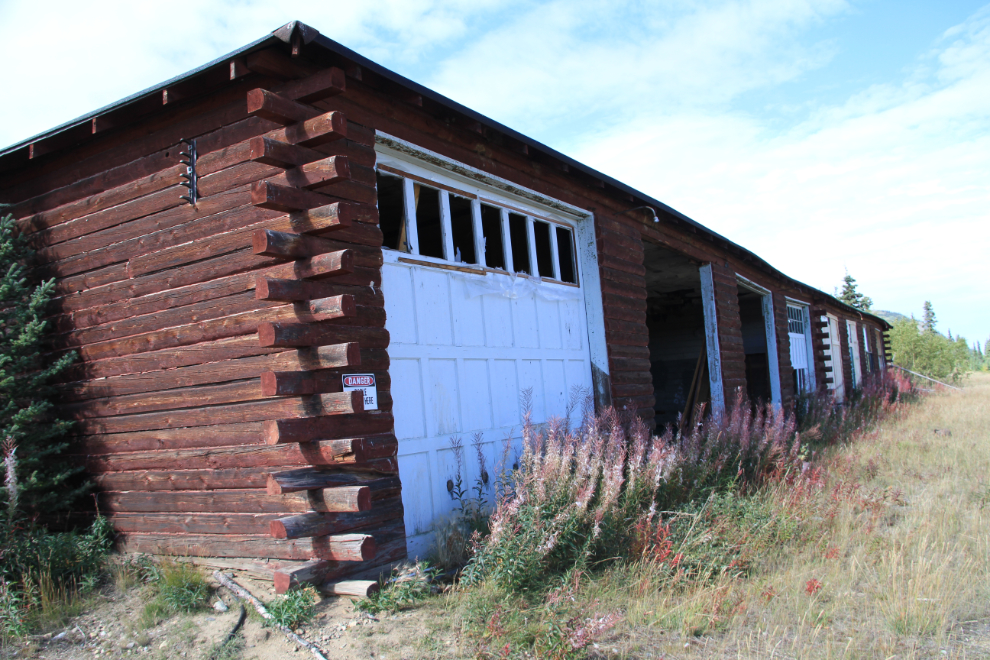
[
  {"x1": 471, "y1": 199, "x2": 486, "y2": 267},
  {"x1": 525, "y1": 216, "x2": 539, "y2": 278},
  {"x1": 501, "y1": 209, "x2": 514, "y2": 272},
  {"x1": 549, "y1": 223, "x2": 561, "y2": 280},
  {"x1": 402, "y1": 178, "x2": 420, "y2": 255},
  {"x1": 439, "y1": 191, "x2": 455, "y2": 261}
]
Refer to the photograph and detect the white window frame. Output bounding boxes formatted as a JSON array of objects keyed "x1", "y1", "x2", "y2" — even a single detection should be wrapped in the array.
[
  {"x1": 736, "y1": 275, "x2": 782, "y2": 408},
  {"x1": 847, "y1": 319, "x2": 862, "y2": 389},
  {"x1": 375, "y1": 145, "x2": 580, "y2": 286},
  {"x1": 374, "y1": 131, "x2": 612, "y2": 408},
  {"x1": 825, "y1": 314, "x2": 845, "y2": 401},
  {"x1": 862, "y1": 325, "x2": 874, "y2": 374},
  {"x1": 785, "y1": 297, "x2": 817, "y2": 395}
]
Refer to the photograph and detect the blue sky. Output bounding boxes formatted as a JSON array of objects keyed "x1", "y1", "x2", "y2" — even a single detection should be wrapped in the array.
[{"x1": 1, "y1": 0, "x2": 987, "y2": 345}]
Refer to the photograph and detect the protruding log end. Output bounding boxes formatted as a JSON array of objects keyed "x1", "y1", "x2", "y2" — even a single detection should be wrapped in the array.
[
  {"x1": 255, "y1": 276, "x2": 273, "y2": 300},
  {"x1": 322, "y1": 580, "x2": 379, "y2": 598},
  {"x1": 312, "y1": 534, "x2": 376, "y2": 562},
  {"x1": 270, "y1": 518, "x2": 288, "y2": 539},
  {"x1": 262, "y1": 419, "x2": 282, "y2": 445},
  {"x1": 273, "y1": 571, "x2": 293, "y2": 594},
  {"x1": 252, "y1": 228, "x2": 283, "y2": 256},
  {"x1": 257, "y1": 321, "x2": 277, "y2": 347},
  {"x1": 261, "y1": 371, "x2": 317, "y2": 397},
  {"x1": 355, "y1": 486, "x2": 373, "y2": 512},
  {"x1": 272, "y1": 559, "x2": 336, "y2": 594}
]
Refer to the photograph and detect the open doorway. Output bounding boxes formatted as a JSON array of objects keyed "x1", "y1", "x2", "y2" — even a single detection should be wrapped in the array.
[
  {"x1": 644, "y1": 243, "x2": 711, "y2": 430},
  {"x1": 736, "y1": 279, "x2": 782, "y2": 407}
]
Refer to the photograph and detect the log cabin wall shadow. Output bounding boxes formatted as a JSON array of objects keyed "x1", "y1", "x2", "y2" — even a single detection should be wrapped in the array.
[
  {"x1": 1, "y1": 45, "x2": 404, "y2": 592},
  {"x1": 0, "y1": 21, "x2": 894, "y2": 589}
]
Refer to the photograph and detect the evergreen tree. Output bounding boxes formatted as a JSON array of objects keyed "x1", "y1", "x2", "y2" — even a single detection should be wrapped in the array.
[
  {"x1": 0, "y1": 213, "x2": 80, "y2": 516},
  {"x1": 838, "y1": 271, "x2": 873, "y2": 311},
  {"x1": 922, "y1": 301, "x2": 937, "y2": 333}
]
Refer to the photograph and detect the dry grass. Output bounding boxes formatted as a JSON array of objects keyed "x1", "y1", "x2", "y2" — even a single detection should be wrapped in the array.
[
  {"x1": 371, "y1": 375, "x2": 989, "y2": 659},
  {"x1": 594, "y1": 373, "x2": 990, "y2": 659}
]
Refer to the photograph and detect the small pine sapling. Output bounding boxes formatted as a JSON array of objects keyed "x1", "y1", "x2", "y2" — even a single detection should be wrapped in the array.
[{"x1": 0, "y1": 213, "x2": 79, "y2": 516}]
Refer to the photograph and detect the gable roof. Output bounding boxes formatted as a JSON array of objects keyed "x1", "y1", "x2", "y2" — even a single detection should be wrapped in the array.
[{"x1": 0, "y1": 21, "x2": 889, "y2": 328}]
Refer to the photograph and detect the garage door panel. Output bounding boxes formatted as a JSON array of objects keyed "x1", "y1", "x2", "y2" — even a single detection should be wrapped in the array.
[
  {"x1": 560, "y1": 299, "x2": 585, "y2": 350},
  {"x1": 451, "y1": 278, "x2": 486, "y2": 347},
  {"x1": 427, "y1": 358, "x2": 460, "y2": 436},
  {"x1": 490, "y1": 359, "x2": 520, "y2": 428},
  {"x1": 543, "y1": 359, "x2": 568, "y2": 420},
  {"x1": 512, "y1": 296, "x2": 540, "y2": 348},
  {"x1": 566, "y1": 359, "x2": 593, "y2": 417},
  {"x1": 391, "y1": 358, "x2": 426, "y2": 440},
  {"x1": 384, "y1": 266, "x2": 418, "y2": 345},
  {"x1": 482, "y1": 295, "x2": 513, "y2": 348},
  {"x1": 434, "y1": 445, "x2": 462, "y2": 519},
  {"x1": 536, "y1": 299, "x2": 563, "y2": 349},
  {"x1": 517, "y1": 359, "x2": 546, "y2": 423},
  {"x1": 385, "y1": 259, "x2": 594, "y2": 553},
  {"x1": 415, "y1": 269, "x2": 453, "y2": 346},
  {"x1": 460, "y1": 359, "x2": 494, "y2": 433},
  {"x1": 397, "y1": 451, "x2": 434, "y2": 536}
]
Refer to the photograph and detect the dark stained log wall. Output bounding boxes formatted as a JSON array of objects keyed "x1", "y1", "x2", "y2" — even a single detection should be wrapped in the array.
[
  {"x1": 1, "y1": 37, "x2": 893, "y2": 588},
  {"x1": 0, "y1": 55, "x2": 403, "y2": 590}
]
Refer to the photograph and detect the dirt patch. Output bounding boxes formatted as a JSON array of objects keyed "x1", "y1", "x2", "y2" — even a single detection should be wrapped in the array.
[{"x1": 5, "y1": 573, "x2": 458, "y2": 660}]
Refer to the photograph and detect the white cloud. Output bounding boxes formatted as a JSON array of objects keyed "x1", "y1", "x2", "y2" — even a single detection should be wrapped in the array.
[
  {"x1": 569, "y1": 6, "x2": 990, "y2": 340},
  {"x1": 1, "y1": 0, "x2": 986, "y2": 340},
  {"x1": 424, "y1": 0, "x2": 850, "y2": 136},
  {"x1": 0, "y1": 0, "x2": 502, "y2": 146}
]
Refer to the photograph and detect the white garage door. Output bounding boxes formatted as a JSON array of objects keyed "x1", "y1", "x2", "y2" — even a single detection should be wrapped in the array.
[{"x1": 375, "y1": 149, "x2": 596, "y2": 556}]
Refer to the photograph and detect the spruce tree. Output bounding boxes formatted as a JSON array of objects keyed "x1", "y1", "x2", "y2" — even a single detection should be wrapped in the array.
[
  {"x1": 0, "y1": 213, "x2": 80, "y2": 516},
  {"x1": 838, "y1": 271, "x2": 873, "y2": 311},
  {"x1": 922, "y1": 301, "x2": 937, "y2": 334}
]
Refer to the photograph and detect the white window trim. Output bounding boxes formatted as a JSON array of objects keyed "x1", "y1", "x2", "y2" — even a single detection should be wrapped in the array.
[
  {"x1": 736, "y1": 276, "x2": 782, "y2": 408},
  {"x1": 847, "y1": 320, "x2": 862, "y2": 388},
  {"x1": 785, "y1": 298, "x2": 817, "y2": 394},
  {"x1": 377, "y1": 144, "x2": 580, "y2": 283},
  {"x1": 826, "y1": 313, "x2": 845, "y2": 401},
  {"x1": 699, "y1": 264, "x2": 725, "y2": 419}
]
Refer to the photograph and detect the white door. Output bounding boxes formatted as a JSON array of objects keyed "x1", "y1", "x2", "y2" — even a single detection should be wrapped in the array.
[
  {"x1": 385, "y1": 260, "x2": 593, "y2": 556},
  {"x1": 786, "y1": 303, "x2": 815, "y2": 394},
  {"x1": 826, "y1": 314, "x2": 845, "y2": 401},
  {"x1": 374, "y1": 151, "x2": 598, "y2": 557}
]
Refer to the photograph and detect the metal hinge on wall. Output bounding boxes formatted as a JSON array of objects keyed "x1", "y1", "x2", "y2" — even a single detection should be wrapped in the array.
[{"x1": 179, "y1": 138, "x2": 198, "y2": 205}]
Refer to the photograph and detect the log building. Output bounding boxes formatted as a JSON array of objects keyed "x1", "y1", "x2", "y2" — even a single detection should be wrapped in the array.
[{"x1": 0, "y1": 21, "x2": 891, "y2": 590}]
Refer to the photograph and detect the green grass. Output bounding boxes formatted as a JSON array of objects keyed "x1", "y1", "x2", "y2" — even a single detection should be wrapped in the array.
[
  {"x1": 265, "y1": 586, "x2": 317, "y2": 630},
  {"x1": 137, "y1": 561, "x2": 210, "y2": 628},
  {"x1": 206, "y1": 632, "x2": 245, "y2": 660},
  {"x1": 357, "y1": 563, "x2": 437, "y2": 615}
]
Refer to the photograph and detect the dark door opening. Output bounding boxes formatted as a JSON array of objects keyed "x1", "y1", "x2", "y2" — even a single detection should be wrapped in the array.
[
  {"x1": 644, "y1": 243, "x2": 709, "y2": 431},
  {"x1": 737, "y1": 287, "x2": 772, "y2": 405}
]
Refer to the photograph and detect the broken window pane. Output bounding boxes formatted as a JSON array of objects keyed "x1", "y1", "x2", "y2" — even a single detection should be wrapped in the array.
[
  {"x1": 449, "y1": 194, "x2": 476, "y2": 264},
  {"x1": 376, "y1": 172, "x2": 406, "y2": 251},
  {"x1": 533, "y1": 220, "x2": 554, "y2": 277},
  {"x1": 415, "y1": 184, "x2": 444, "y2": 259},
  {"x1": 556, "y1": 226, "x2": 576, "y2": 283},
  {"x1": 480, "y1": 204, "x2": 505, "y2": 269},
  {"x1": 508, "y1": 213, "x2": 530, "y2": 275}
]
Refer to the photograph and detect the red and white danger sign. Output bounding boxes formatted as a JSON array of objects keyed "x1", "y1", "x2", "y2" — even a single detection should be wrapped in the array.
[{"x1": 342, "y1": 374, "x2": 378, "y2": 411}]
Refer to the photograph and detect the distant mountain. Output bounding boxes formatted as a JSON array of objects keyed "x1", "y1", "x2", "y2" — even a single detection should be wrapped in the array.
[{"x1": 874, "y1": 310, "x2": 911, "y2": 324}]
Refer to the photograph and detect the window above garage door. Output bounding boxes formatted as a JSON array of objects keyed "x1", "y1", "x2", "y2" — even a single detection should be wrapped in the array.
[{"x1": 374, "y1": 136, "x2": 585, "y2": 286}]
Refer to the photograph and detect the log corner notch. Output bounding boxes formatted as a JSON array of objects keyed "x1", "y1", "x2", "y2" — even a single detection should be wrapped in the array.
[{"x1": 244, "y1": 79, "x2": 398, "y2": 585}]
